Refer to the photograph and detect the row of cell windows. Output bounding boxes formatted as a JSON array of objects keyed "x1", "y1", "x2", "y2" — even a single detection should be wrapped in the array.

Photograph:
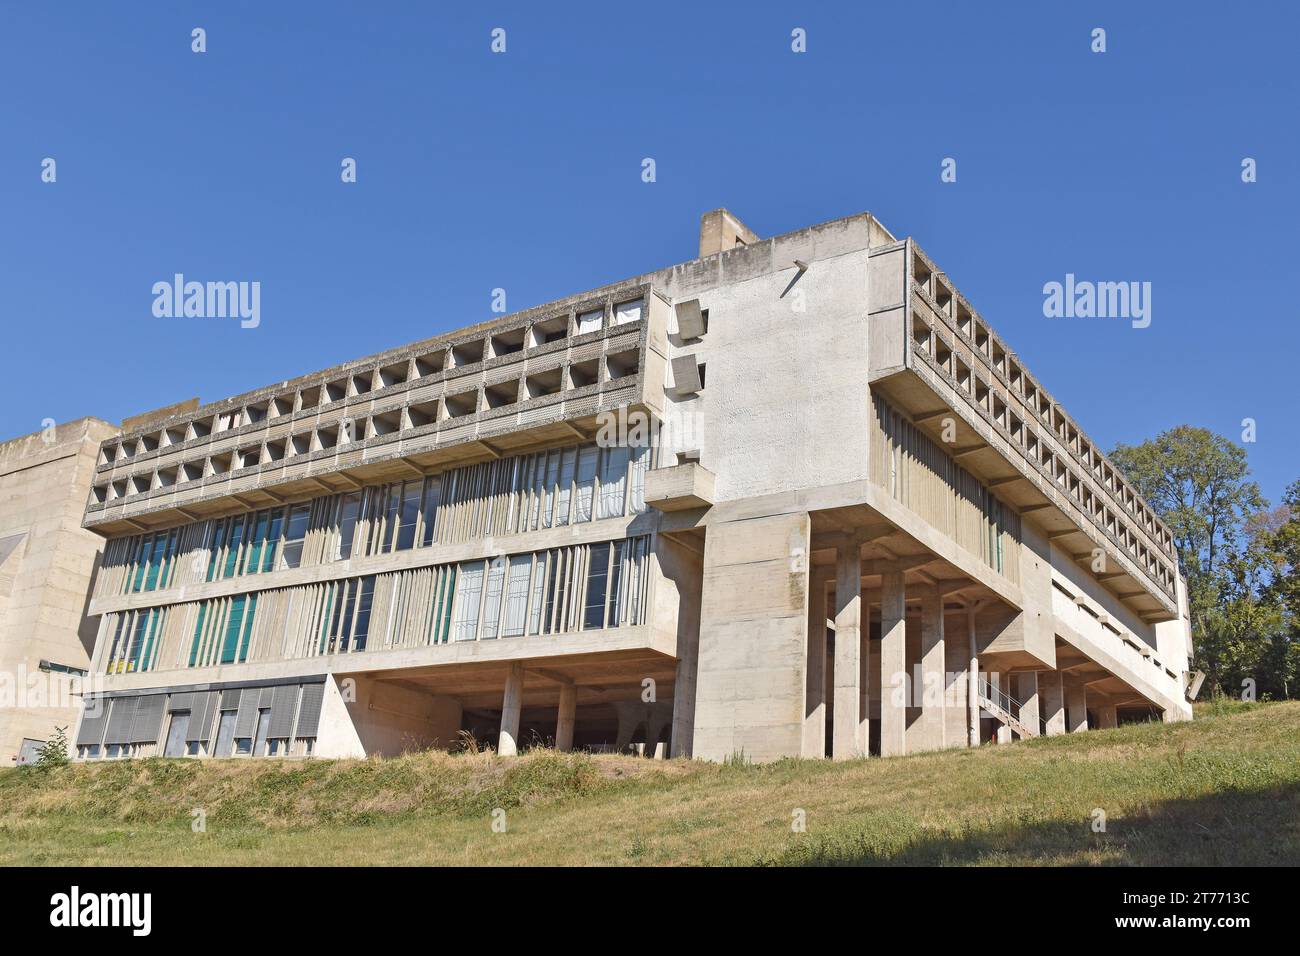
[
  {"x1": 95, "y1": 534, "x2": 653, "y2": 675},
  {"x1": 909, "y1": 304, "x2": 1176, "y2": 595},
  {"x1": 910, "y1": 252, "x2": 1175, "y2": 562},
  {"x1": 96, "y1": 440, "x2": 652, "y2": 598},
  {"x1": 76, "y1": 683, "x2": 322, "y2": 760},
  {"x1": 94, "y1": 296, "x2": 647, "y2": 477}
]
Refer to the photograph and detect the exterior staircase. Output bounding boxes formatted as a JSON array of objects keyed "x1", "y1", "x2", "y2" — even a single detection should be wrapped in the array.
[{"x1": 976, "y1": 676, "x2": 1042, "y2": 739}]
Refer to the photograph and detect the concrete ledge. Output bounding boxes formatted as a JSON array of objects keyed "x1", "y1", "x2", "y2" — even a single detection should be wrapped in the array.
[{"x1": 645, "y1": 463, "x2": 716, "y2": 512}]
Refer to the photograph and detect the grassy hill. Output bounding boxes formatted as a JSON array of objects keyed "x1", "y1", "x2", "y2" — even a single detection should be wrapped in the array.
[{"x1": 2, "y1": 699, "x2": 1297, "y2": 866}]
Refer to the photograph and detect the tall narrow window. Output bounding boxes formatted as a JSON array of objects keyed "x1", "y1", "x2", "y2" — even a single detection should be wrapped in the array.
[
  {"x1": 584, "y1": 543, "x2": 611, "y2": 629},
  {"x1": 554, "y1": 448, "x2": 576, "y2": 526},
  {"x1": 574, "y1": 446, "x2": 598, "y2": 523},
  {"x1": 629, "y1": 446, "x2": 649, "y2": 513},
  {"x1": 337, "y1": 493, "x2": 361, "y2": 559},
  {"x1": 419, "y1": 477, "x2": 441, "y2": 546},
  {"x1": 279, "y1": 504, "x2": 310, "y2": 569},
  {"x1": 598, "y1": 446, "x2": 629, "y2": 518},
  {"x1": 501, "y1": 556, "x2": 531, "y2": 637},
  {"x1": 351, "y1": 576, "x2": 375, "y2": 650},
  {"x1": 607, "y1": 540, "x2": 626, "y2": 627},
  {"x1": 481, "y1": 557, "x2": 507, "y2": 639},
  {"x1": 452, "y1": 561, "x2": 484, "y2": 642},
  {"x1": 395, "y1": 482, "x2": 421, "y2": 551},
  {"x1": 527, "y1": 552, "x2": 548, "y2": 634},
  {"x1": 541, "y1": 452, "x2": 560, "y2": 529}
]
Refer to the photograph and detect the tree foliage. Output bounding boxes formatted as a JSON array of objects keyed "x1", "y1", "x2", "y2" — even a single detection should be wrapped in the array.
[{"x1": 1110, "y1": 427, "x2": 1295, "y2": 699}]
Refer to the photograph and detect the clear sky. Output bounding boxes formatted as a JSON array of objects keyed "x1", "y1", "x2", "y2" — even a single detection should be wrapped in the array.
[{"x1": 2, "y1": 2, "x2": 1296, "y2": 504}]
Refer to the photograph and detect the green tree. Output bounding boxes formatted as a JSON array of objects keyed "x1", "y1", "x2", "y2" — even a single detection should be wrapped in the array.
[
  {"x1": 1110, "y1": 427, "x2": 1269, "y2": 697},
  {"x1": 1111, "y1": 426, "x2": 1265, "y2": 616}
]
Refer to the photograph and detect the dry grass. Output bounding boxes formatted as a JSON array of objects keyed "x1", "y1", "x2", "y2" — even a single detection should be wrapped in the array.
[{"x1": 2, "y1": 700, "x2": 1297, "y2": 866}]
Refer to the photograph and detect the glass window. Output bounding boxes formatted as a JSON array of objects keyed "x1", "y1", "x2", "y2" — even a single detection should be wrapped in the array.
[
  {"x1": 540, "y1": 452, "x2": 560, "y2": 529},
  {"x1": 221, "y1": 595, "x2": 255, "y2": 664},
  {"x1": 395, "y1": 482, "x2": 421, "y2": 551},
  {"x1": 629, "y1": 445, "x2": 649, "y2": 513},
  {"x1": 452, "y1": 561, "x2": 484, "y2": 642},
  {"x1": 481, "y1": 557, "x2": 506, "y2": 639},
  {"x1": 419, "y1": 477, "x2": 441, "y2": 546},
  {"x1": 351, "y1": 576, "x2": 375, "y2": 651},
  {"x1": 380, "y1": 487, "x2": 401, "y2": 554},
  {"x1": 607, "y1": 540, "x2": 626, "y2": 627},
  {"x1": 214, "y1": 710, "x2": 237, "y2": 757},
  {"x1": 574, "y1": 446, "x2": 598, "y2": 523},
  {"x1": 279, "y1": 504, "x2": 311, "y2": 569},
  {"x1": 501, "y1": 556, "x2": 530, "y2": 637},
  {"x1": 577, "y1": 308, "x2": 603, "y2": 335},
  {"x1": 527, "y1": 553, "x2": 548, "y2": 635},
  {"x1": 235, "y1": 737, "x2": 252, "y2": 756},
  {"x1": 253, "y1": 709, "x2": 270, "y2": 756},
  {"x1": 337, "y1": 493, "x2": 361, "y2": 559},
  {"x1": 598, "y1": 446, "x2": 629, "y2": 518},
  {"x1": 554, "y1": 448, "x2": 576, "y2": 526},
  {"x1": 163, "y1": 712, "x2": 190, "y2": 757},
  {"x1": 614, "y1": 298, "x2": 644, "y2": 325},
  {"x1": 584, "y1": 543, "x2": 611, "y2": 629}
]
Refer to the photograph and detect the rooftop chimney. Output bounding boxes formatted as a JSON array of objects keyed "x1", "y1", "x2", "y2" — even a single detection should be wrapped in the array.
[{"x1": 699, "y1": 208, "x2": 759, "y2": 258}]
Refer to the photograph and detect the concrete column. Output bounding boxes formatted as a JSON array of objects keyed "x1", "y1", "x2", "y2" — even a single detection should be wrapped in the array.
[
  {"x1": 967, "y1": 609, "x2": 980, "y2": 748},
  {"x1": 832, "y1": 540, "x2": 862, "y2": 760},
  {"x1": 880, "y1": 569, "x2": 907, "y2": 757},
  {"x1": 916, "y1": 585, "x2": 946, "y2": 753},
  {"x1": 1017, "y1": 672, "x2": 1040, "y2": 737},
  {"x1": 1041, "y1": 671, "x2": 1066, "y2": 736},
  {"x1": 498, "y1": 663, "x2": 524, "y2": 756},
  {"x1": 992, "y1": 673, "x2": 1012, "y2": 743},
  {"x1": 1065, "y1": 678, "x2": 1088, "y2": 733},
  {"x1": 803, "y1": 570, "x2": 830, "y2": 758},
  {"x1": 555, "y1": 682, "x2": 576, "y2": 752},
  {"x1": 1095, "y1": 701, "x2": 1118, "y2": 729}
]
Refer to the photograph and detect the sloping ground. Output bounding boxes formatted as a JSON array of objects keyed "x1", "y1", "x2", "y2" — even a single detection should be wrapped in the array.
[{"x1": 1, "y1": 700, "x2": 1297, "y2": 866}]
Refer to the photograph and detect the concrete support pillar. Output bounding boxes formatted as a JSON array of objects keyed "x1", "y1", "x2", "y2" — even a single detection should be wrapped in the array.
[
  {"x1": 967, "y1": 609, "x2": 980, "y2": 748},
  {"x1": 1065, "y1": 678, "x2": 1088, "y2": 733},
  {"x1": 1041, "y1": 671, "x2": 1066, "y2": 736},
  {"x1": 1017, "y1": 671, "x2": 1040, "y2": 736},
  {"x1": 992, "y1": 673, "x2": 1012, "y2": 743},
  {"x1": 499, "y1": 663, "x2": 524, "y2": 756},
  {"x1": 917, "y1": 585, "x2": 946, "y2": 752},
  {"x1": 555, "y1": 682, "x2": 576, "y2": 752},
  {"x1": 880, "y1": 569, "x2": 907, "y2": 757},
  {"x1": 832, "y1": 540, "x2": 863, "y2": 760},
  {"x1": 803, "y1": 570, "x2": 830, "y2": 758},
  {"x1": 1095, "y1": 701, "x2": 1118, "y2": 729}
]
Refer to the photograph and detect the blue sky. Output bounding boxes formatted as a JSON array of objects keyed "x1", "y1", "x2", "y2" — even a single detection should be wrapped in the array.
[{"x1": 2, "y1": 2, "x2": 1296, "y2": 504}]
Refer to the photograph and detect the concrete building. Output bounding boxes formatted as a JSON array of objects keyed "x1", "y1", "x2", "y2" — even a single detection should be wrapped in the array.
[
  {"x1": 0, "y1": 417, "x2": 120, "y2": 764},
  {"x1": 71, "y1": 209, "x2": 1195, "y2": 763}
]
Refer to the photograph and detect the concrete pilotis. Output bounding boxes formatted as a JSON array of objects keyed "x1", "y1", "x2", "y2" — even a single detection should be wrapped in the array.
[
  {"x1": 555, "y1": 682, "x2": 576, "y2": 752},
  {"x1": 917, "y1": 585, "x2": 946, "y2": 752},
  {"x1": 1017, "y1": 671, "x2": 1040, "y2": 736},
  {"x1": 804, "y1": 569, "x2": 830, "y2": 758},
  {"x1": 880, "y1": 568, "x2": 907, "y2": 757},
  {"x1": 499, "y1": 663, "x2": 524, "y2": 756},
  {"x1": 1065, "y1": 678, "x2": 1088, "y2": 733},
  {"x1": 967, "y1": 609, "x2": 980, "y2": 747},
  {"x1": 1041, "y1": 671, "x2": 1066, "y2": 736},
  {"x1": 1095, "y1": 701, "x2": 1118, "y2": 729},
  {"x1": 832, "y1": 540, "x2": 863, "y2": 759}
]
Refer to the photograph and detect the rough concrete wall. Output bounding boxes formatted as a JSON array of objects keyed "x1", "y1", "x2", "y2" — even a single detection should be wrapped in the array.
[
  {"x1": 657, "y1": 249, "x2": 872, "y2": 503},
  {"x1": 315, "y1": 673, "x2": 463, "y2": 758},
  {"x1": 0, "y1": 418, "x2": 118, "y2": 761},
  {"x1": 692, "y1": 512, "x2": 809, "y2": 762}
]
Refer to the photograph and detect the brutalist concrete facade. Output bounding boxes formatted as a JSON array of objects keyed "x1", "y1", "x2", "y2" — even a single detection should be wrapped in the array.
[
  {"x1": 70, "y1": 209, "x2": 1195, "y2": 763},
  {"x1": 0, "y1": 417, "x2": 119, "y2": 764}
]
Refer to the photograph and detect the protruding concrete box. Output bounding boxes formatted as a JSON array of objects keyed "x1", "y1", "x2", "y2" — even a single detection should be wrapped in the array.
[{"x1": 645, "y1": 462, "x2": 716, "y2": 512}]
